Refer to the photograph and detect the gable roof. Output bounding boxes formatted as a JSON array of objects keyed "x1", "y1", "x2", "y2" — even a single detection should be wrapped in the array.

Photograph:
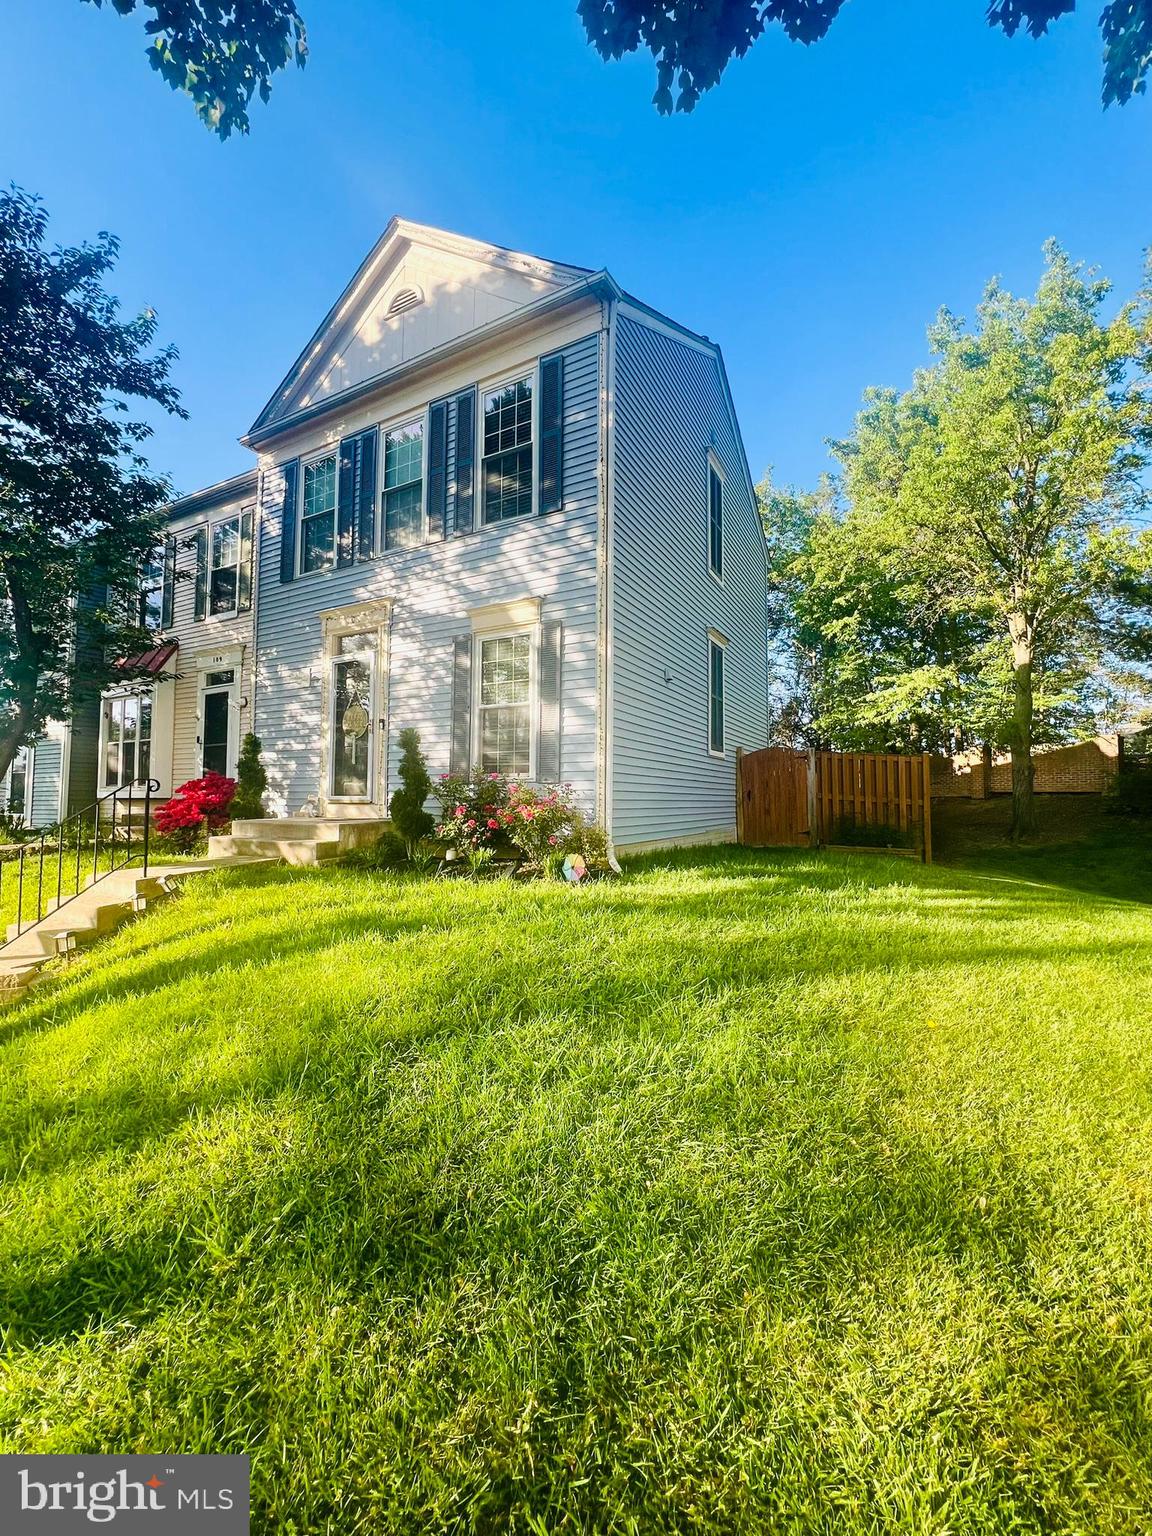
[{"x1": 247, "y1": 218, "x2": 593, "y2": 439}]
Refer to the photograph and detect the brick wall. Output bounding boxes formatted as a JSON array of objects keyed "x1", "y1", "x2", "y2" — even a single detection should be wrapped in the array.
[{"x1": 931, "y1": 736, "x2": 1120, "y2": 797}]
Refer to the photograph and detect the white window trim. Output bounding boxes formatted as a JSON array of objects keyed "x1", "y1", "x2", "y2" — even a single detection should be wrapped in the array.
[
  {"x1": 207, "y1": 511, "x2": 243, "y2": 619},
  {"x1": 297, "y1": 447, "x2": 340, "y2": 578},
  {"x1": 707, "y1": 451, "x2": 725, "y2": 587},
  {"x1": 99, "y1": 685, "x2": 155, "y2": 790},
  {"x1": 707, "y1": 629, "x2": 727, "y2": 759},
  {"x1": 377, "y1": 412, "x2": 428, "y2": 554},
  {"x1": 478, "y1": 367, "x2": 538, "y2": 530},
  {"x1": 472, "y1": 626, "x2": 539, "y2": 781},
  {"x1": 326, "y1": 643, "x2": 378, "y2": 804}
]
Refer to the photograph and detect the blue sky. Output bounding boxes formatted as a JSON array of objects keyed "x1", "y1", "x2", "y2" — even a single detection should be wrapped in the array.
[{"x1": 4, "y1": 0, "x2": 1150, "y2": 497}]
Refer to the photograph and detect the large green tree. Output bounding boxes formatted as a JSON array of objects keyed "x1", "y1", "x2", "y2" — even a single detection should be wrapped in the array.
[
  {"x1": 0, "y1": 187, "x2": 184, "y2": 787},
  {"x1": 80, "y1": 2, "x2": 1151, "y2": 134},
  {"x1": 579, "y1": 0, "x2": 1151, "y2": 113},
  {"x1": 826, "y1": 242, "x2": 1152, "y2": 836},
  {"x1": 82, "y1": 0, "x2": 307, "y2": 137}
]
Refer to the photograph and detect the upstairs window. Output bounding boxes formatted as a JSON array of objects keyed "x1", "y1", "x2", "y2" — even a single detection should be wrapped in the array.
[
  {"x1": 383, "y1": 420, "x2": 424, "y2": 550},
  {"x1": 478, "y1": 632, "x2": 532, "y2": 775},
  {"x1": 482, "y1": 377, "x2": 533, "y2": 524},
  {"x1": 708, "y1": 635, "x2": 725, "y2": 756},
  {"x1": 708, "y1": 459, "x2": 724, "y2": 580},
  {"x1": 139, "y1": 558, "x2": 164, "y2": 631},
  {"x1": 300, "y1": 453, "x2": 337, "y2": 573},
  {"x1": 210, "y1": 515, "x2": 241, "y2": 615}
]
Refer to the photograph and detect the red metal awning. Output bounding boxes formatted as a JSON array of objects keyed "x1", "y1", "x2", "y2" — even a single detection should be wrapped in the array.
[{"x1": 115, "y1": 639, "x2": 178, "y2": 676}]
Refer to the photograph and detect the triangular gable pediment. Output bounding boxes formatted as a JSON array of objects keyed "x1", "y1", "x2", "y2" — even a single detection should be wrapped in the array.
[{"x1": 250, "y1": 220, "x2": 590, "y2": 433}]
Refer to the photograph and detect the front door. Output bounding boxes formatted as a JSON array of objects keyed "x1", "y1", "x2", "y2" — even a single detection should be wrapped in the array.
[
  {"x1": 329, "y1": 633, "x2": 376, "y2": 802},
  {"x1": 200, "y1": 668, "x2": 236, "y2": 778}
]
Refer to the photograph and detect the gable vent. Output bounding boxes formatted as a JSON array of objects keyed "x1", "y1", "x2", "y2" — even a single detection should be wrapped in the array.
[{"x1": 387, "y1": 286, "x2": 424, "y2": 317}]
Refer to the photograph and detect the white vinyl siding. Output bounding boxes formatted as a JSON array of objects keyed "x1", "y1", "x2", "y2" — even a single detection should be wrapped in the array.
[
  {"x1": 610, "y1": 312, "x2": 768, "y2": 848},
  {"x1": 254, "y1": 332, "x2": 601, "y2": 817}
]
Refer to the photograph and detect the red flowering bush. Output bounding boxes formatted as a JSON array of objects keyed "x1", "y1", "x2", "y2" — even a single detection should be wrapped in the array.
[{"x1": 153, "y1": 772, "x2": 236, "y2": 852}]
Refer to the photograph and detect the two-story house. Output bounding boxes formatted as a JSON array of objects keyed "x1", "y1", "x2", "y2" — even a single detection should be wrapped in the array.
[{"x1": 89, "y1": 221, "x2": 768, "y2": 855}]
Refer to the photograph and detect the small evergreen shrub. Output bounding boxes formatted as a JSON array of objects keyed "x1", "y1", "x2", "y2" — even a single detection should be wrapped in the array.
[
  {"x1": 231, "y1": 732, "x2": 268, "y2": 820},
  {"x1": 389, "y1": 728, "x2": 435, "y2": 850}
]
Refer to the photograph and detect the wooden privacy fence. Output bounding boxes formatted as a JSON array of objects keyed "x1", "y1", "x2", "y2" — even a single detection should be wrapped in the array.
[{"x1": 738, "y1": 748, "x2": 933, "y2": 861}]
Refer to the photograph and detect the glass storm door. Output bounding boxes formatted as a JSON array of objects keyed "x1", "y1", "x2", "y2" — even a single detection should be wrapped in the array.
[
  {"x1": 202, "y1": 688, "x2": 231, "y2": 774},
  {"x1": 329, "y1": 634, "x2": 376, "y2": 800}
]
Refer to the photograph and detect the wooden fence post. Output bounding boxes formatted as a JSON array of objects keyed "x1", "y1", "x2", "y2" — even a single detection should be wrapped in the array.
[
  {"x1": 807, "y1": 749, "x2": 818, "y2": 847},
  {"x1": 921, "y1": 752, "x2": 933, "y2": 864},
  {"x1": 735, "y1": 747, "x2": 745, "y2": 845}
]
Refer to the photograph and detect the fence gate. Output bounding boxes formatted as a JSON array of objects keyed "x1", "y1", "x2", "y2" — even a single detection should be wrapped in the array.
[
  {"x1": 737, "y1": 748, "x2": 811, "y2": 846},
  {"x1": 737, "y1": 747, "x2": 933, "y2": 860}
]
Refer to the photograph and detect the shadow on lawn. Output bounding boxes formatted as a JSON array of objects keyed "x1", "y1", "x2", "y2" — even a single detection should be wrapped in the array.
[{"x1": 4, "y1": 852, "x2": 1149, "y2": 1192}]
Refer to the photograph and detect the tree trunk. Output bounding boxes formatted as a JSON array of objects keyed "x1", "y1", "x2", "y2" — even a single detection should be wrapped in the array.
[
  {"x1": 1007, "y1": 615, "x2": 1038, "y2": 840},
  {"x1": 0, "y1": 559, "x2": 44, "y2": 786}
]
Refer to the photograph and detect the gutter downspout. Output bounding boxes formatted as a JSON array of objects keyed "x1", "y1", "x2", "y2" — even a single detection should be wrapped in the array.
[{"x1": 596, "y1": 293, "x2": 618, "y2": 862}]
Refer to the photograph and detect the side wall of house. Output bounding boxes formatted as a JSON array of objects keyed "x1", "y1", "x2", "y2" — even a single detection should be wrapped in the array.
[
  {"x1": 609, "y1": 310, "x2": 768, "y2": 851},
  {"x1": 254, "y1": 321, "x2": 603, "y2": 818}
]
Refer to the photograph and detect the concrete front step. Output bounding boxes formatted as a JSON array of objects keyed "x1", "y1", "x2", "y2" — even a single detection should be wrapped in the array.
[
  {"x1": 209, "y1": 817, "x2": 389, "y2": 867},
  {"x1": 208, "y1": 835, "x2": 342, "y2": 867},
  {"x1": 0, "y1": 856, "x2": 274, "y2": 1003}
]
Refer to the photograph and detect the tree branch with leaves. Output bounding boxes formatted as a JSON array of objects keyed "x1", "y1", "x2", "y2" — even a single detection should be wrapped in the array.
[{"x1": 0, "y1": 186, "x2": 185, "y2": 785}]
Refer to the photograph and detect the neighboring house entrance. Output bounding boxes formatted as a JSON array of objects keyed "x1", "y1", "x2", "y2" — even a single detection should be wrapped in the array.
[{"x1": 199, "y1": 665, "x2": 239, "y2": 778}]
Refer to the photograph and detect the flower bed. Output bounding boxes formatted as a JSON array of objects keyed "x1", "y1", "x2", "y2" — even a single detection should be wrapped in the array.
[{"x1": 435, "y1": 772, "x2": 608, "y2": 877}]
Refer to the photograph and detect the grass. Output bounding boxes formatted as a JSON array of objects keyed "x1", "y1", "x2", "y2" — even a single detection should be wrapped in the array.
[{"x1": 1, "y1": 825, "x2": 1151, "y2": 1533}]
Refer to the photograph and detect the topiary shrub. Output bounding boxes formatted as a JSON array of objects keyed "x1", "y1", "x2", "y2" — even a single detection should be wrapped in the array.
[
  {"x1": 231, "y1": 732, "x2": 268, "y2": 820},
  {"x1": 388, "y1": 727, "x2": 435, "y2": 851}
]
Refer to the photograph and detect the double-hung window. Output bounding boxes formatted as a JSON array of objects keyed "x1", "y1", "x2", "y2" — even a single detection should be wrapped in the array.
[
  {"x1": 708, "y1": 635, "x2": 725, "y2": 756},
  {"x1": 139, "y1": 558, "x2": 164, "y2": 631},
  {"x1": 708, "y1": 459, "x2": 724, "y2": 580},
  {"x1": 478, "y1": 633, "x2": 533, "y2": 775},
  {"x1": 300, "y1": 453, "x2": 337, "y2": 573},
  {"x1": 210, "y1": 515, "x2": 241, "y2": 615},
  {"x1": 383, "y1": 420, "x2": 424, "y2": 550},
  {"x1": 482, "y1": 377, "x2": 533, "y2": 524},
  {"x1": 102, "y1": 690, "x2": 152, "y2": 787}
]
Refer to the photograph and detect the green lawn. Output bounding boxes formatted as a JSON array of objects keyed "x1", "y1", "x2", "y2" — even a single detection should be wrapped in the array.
[{"x1": 1, "y1": 832, "x2": 1151, "y2": 1533}]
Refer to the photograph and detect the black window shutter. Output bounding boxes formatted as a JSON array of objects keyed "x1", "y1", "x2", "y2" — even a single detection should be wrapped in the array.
[
  {"x1": 454, "y1": 389, "x2": 476, "y2": 535},
  {"x1": 161, "y1": 535, "x2": 176, "y2": 629},
  {"x1": 428, "y1": 401, "x2": 449, "y2": 540},
  {"x1": 539, "y1": 354, "x2": 564, "y2": 515},
  {"x1": 450, "y1": 633, "x2": 472, "y2": 775},
  {"x1": 337, "y1": 435, "x2": 357, "y2": 568},
  {"x1": 537, "y1": 620, "x2": 563, "y2": 782},
  {"x1": 237, "y1": 507, "x2": 255, "y2": 613},
  {"x1": 278, "y1": 459, "x2": 299, "y2": 583},
  {"x1": 357, "y1": 428, "x2": 377, "y2": 559},
  {"x1": 192, "y1": 526, "x2": 208, "y2": 622}
]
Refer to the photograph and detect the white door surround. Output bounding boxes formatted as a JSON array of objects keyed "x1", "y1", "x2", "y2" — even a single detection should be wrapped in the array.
[{"x1": 318, "y1": 601, "x2": 392, "y2": 817}]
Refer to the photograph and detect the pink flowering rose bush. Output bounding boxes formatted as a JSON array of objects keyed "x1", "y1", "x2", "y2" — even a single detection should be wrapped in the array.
[{"x1": 434, "y1": 770, "x2": 608, "y2": 875}]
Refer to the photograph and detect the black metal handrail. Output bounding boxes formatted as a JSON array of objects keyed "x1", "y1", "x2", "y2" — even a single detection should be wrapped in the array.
[{"x1": 0, "y1": 778, "x2": 159, "y2": 950}]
